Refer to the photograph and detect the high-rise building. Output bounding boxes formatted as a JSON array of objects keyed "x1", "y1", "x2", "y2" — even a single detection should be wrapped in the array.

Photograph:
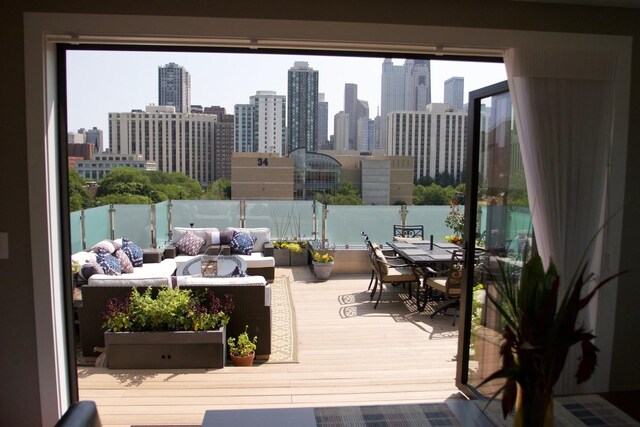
[
  {"x1": 67, "y1": 131, "x2": 85, "y2": 145},
  {"x1": 344, "y1": 83, "x2": 358, "y2": 149},
  {"x1": 214, "y1": 114, "x2": 234, "y2": 180},
  {"x1": 287, "y1": 62, "x2": 319, "y2": 152},
  {"x1": 204, "y1": 106, "x2": 227, "y2": 118},
  {"x1": 317, "y1": 93, "x2": 329, "y2": 147},
  {"x1": 158, "y1": 62, "x2": 191, "y2": 113},
  {"x1": 109, "y1": 105, "x2": 215, "y2": 184},
  {"x1": 387, "y1": 103, "x2": 466, "y2": 183},
  {"x1": 380, "y1": 58, "x2": 431, "y2": 151},
  {"x1": 334, "y1": 112, "x2": 350, "y2": 152},
  {"x1": 357, "y1": 117, "x2": 375, "y2": 152},
  {"x1": 80, "y1": 127, "x2": 104, "y2": 153},
  {"x1": 250, "y1": 91, "x2": 286, "y2": 155},
  {"x1": 404, "y1": 59, "x2": 431, "y2": 111},
  {"x1": 234, "y1": 104, "x2": 254, "y2": 153},
  {"x1": 444, "y1": 77, "x2": 465, "y2": 111},
  {"x1": 380, "y1": 59, "x2": 406, "y2": 150}
]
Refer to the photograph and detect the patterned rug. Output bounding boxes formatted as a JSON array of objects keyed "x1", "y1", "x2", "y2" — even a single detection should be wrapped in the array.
[
  {"x1": 266, "y1": 274, "x2": 298, "y2": 363},
  {"x1": 314, "y1": 403, "x2": 461, "y2": 426},
  {"x1": 478, "y1": 394, "x2": 640, "y2": 427}
]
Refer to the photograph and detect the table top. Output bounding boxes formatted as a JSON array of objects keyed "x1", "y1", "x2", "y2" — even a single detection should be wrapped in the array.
[{"x1": 386, "y1": 241, "x2": 456, "y2": 265}]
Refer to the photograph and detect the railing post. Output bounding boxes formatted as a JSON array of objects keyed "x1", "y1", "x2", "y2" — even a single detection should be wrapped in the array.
[
  {"x1": 312, "y1": 200, "x2": 317, "y2": 241},
  {"x1": 400, "y1": 204, "x2": 408, "y2": 227},
  {"x1": 150, "y1": 204, "x2": 157, "y2": 249},
  {"x1": 167, "y1": 199, "x2": 173, "y2": 242},
  {"x1": 322, "y1": 204, "x2": 328, "y2": 248},
  {"x1": 240, "y1": 200, "x2": 246, "y2": 228},
  {"x1": 109, "y1": 204, "x2": 116, "y2": 240},
  {"x1": 80, "y1": 209, "x2": 86, "y2": 251}
]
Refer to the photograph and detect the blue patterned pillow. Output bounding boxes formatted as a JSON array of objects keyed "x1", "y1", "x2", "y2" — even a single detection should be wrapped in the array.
[
  {"x1": 96, "y1": 248, "x2": 121, "y2": 276},
  {"x1": 230, "y1": 232, "x2": 256, "y2": 255},
  {"x1": 121, "y1": 237, "x2": 143, "y2": 267}
]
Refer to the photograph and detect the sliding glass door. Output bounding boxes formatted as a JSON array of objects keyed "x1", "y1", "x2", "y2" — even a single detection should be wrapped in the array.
[{"x1": 457, "y1": 81, "x2": 532, "y2": 398}]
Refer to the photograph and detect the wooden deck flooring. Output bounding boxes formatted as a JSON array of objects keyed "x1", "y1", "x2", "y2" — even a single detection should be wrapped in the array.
[{"x1": 77, "y1": 267, "x2": 465, "y2": 426}]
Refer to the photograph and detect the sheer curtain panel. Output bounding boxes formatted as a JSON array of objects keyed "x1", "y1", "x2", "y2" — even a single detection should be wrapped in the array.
[{"x1": 504, "y1": 48, "x2": 618, "y2": 394}]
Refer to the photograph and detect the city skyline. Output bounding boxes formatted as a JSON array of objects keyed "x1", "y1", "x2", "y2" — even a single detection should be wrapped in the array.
[{"x1": 66, "y1": 50, "x2": 506, "y2": 148}]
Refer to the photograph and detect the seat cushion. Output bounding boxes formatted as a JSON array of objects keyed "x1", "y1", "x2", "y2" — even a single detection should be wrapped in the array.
[
  {"x1": 384, "y1": 265, "x2": 416, "y2": 282},
  {"x1": 237, "y1": 252, "x2": 275, "y2": 268}
]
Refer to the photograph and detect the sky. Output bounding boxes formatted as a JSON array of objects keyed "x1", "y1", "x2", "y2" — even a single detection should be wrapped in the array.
[{"x1": 66, "y1": 50, "x2": 506, "y2": 145}]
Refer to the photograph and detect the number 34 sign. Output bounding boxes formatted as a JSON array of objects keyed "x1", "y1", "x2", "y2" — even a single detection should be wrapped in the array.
[{"x1": 257, "y1": 158, "x2": 269, "y2": 166}]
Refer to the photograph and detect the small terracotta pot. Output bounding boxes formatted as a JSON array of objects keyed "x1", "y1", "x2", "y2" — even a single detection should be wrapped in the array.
[{"x1": 230, "y1": 352, "x2": 255, "y2": 366}]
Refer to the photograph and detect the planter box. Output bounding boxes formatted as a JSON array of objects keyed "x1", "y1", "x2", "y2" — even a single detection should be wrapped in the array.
[
  {"x1": 273, "y1": 248, "x2": 290, "y2": 266},
  {"x1": 104, "y1": 328, "x2": 226, "y2": 369},
  {"x1": 290, "y1": 250, "x2": 309, "y2": 266}
]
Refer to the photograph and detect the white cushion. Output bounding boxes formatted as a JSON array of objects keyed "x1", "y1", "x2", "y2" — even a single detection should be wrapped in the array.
[
  {"x1": 237, "y1": 253, "x2": 275, "y2": 268},
  {"x1": 226, "y1": 227, "x2": 271, "y2": 252},
  {"x1": 87, "y1": 258, "x2": 177, "y2": 286},
  {"x1": 71, "y1": 251, "x2": 97, "y2": 265},
  {"x1": 175, "y1": 275, "x2": 270, "y2": 306}
]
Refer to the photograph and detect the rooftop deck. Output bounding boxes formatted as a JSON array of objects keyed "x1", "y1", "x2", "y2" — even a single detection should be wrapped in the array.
[{"x1": 77, "y1": 267, "x2": 465, "y2": 426}]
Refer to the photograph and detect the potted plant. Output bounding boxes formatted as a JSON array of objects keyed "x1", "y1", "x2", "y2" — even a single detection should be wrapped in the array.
[
  {"x1": 271, "y1": 207, "x2": 309, "y2": 266},
  {"x1": 102, "y1": 287, "x2": 234, "y2": 369},
  {"x1": 478, "y1": 249, "x2": 623, "y2": 426},
  {"x1": 444, "y1": 199, "x2": 464, "y2": 245},
  {"x1": 311, "y1": 243, "x2": 335, "y2": 281},
  {"x1": 227, "y1": 325, "x2": 258, "y2": 366}
]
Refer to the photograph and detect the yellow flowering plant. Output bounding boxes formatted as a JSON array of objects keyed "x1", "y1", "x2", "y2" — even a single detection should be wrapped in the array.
[{"x1": 312, "y1": 244, "x2": 335, "y2": 263}]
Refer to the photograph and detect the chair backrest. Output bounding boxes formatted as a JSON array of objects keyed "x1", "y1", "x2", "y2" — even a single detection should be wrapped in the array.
[
  {"x1": 445, "y1": 248, "x2": 486, "y2": 299},
  {"x1": 393, "y1": 225, "x2": 424, "y2": 239}
]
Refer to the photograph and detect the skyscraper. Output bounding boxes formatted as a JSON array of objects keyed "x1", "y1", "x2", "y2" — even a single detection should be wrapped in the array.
[
  {"x1": 250, "y1": 91, "x2": 286, "y2": 155},
  {"x1": 158, "y1": 62, "x2": 191, "y2": 113},
  {"x1": 214, "y1": 114, "x2": 234, "y2": 180},
  {"x1": 387, "y1": 103, "x2": 466, "y2": 183},
  {"x1": 334, "y1": 112, "x2": 350, "y2": 151},
  {"x1": 444, "y1": 77, "x2": 465, "y2": 111},
  {"x1": 287, "y1": 62, "x2": 319, "y2": 152},
  {"x1": 344, "y1": 83, "x2": 358, "y2": 150},
  {"x1": 234, "y1": 104, "x2": 254, "y2": 152},
  {"x1": 404, "y1": 59, "x2": 431, "y2": 111},
  {"x1": 380, "y1": 58, "x2": 432, "y2": 151},
  {"x1": 317, "y1": 93, "x2": 329, "y2": 147},
  {"x1": 109, "y1": 105, "x2": 215, "y2": 184}
]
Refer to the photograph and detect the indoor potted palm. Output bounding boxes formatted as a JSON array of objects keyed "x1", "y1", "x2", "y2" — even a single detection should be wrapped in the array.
[
  {"x1": 479, "y1": 248, "x2": 623, "y2": 426},
  {"x1": 102, "y1": 287, "x2": 234, "y2": 369},
  {"x1": 227, "y1": 325, "x2": 258, "y2": 366}
]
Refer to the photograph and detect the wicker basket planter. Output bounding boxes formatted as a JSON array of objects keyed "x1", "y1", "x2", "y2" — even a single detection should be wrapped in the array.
[{"x1": 104, "y1": 328, "x2": 226, "y2": 369}]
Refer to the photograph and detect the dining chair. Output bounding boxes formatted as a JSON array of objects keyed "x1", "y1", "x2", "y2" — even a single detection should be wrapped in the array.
[
  {"x1": 392, "y1": 224, "x2": 425, "y2": 242},
  {"x1": 368, "y1": 244, "x2": 421, "y2": 309},
  {"x1": 425, "y1": 249, "x2": 485, "y2": 325},
  {"x1": 361, "y1": 230, "x2": 404, "y2": 293}
]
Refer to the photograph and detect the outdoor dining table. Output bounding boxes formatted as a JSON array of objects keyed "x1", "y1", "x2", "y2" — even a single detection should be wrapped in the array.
[{"x1": 385, "y1": 240, "x2": 458, "y2": 311}]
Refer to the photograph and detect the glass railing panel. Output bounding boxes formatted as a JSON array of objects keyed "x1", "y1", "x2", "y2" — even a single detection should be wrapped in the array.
[
  {"x1": 155, "y1": 201, "x2": 170, "y2": 247},
  {"x1": 113, "y1": 204, "x2": 152, "y2": 248},
  {"x1": 83, "y1": 205, "x2": 111, "y2": 248},
  {"x1": 246, "y1": 200, "x2": 316, "y2": 241},
  {"x1": 171, "y1": 200, "x2": 241, "y2": 231},
  {"x1": 406, "y1": 205, "x2": 456, "y2": 243},
  {"x1": 70, "y1": 210, "x2": 83, "y2": 254},
  {"x1": 326, "y1": 205, "x2": 402, "y2": 247}
]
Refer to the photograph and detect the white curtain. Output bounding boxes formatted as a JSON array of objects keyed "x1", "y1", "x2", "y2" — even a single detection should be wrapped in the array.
[{"x1": 504, "y1": 48, "x2": 618, "y2": 394}]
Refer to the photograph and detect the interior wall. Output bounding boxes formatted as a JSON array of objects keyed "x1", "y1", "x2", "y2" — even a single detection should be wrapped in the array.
[{"x1": 3, "y1": 1, "x2": 640, "y2": 425}]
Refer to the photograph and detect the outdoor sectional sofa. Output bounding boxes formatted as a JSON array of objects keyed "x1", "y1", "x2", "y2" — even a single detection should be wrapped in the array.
[{"x1": 163, "y1": 227, "x2": 276, "y2": 282}]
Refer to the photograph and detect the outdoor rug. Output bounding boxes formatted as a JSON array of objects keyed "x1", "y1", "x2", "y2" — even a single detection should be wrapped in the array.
[
  {"x1": 478, "y1": 394, "x2": 640, "y2": 427},
  {"x1": 314, "y1": 403, "x2": 461, "y2": 426},
  {"x1": 266, "y1": 274, "x2": 299, "y2": 363}
]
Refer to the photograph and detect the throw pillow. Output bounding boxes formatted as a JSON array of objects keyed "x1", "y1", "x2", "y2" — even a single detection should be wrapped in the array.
[
  {"x1": 79, "y1": 261, "x2": 102, "y2": 280},
  {"x1": 208, "y1": 230, "x2": 221, "y2": 245},
  {"x1": 230, "y1": 266, "x2": 247, "y2": 277},
  {"x1": 95, "y1": 248, "x2": 121, "y2": 276},
  {"x1": 175, "y1": 230, "x2": 205, "y2": 256},
  {"x1": 113, "y1": 249, "x2": 134, "y2": 274},
  {"x1": 230, "y1": 232, "x2": 256, "y2": 255},
  {"x1": 373, "y1": 247, "x2": 389, "y2": 276},
  {"x1": 90, "y1": 239, "x2": 117, "y2": 254},
  {"x1": 219, "y1": 229, "x2": 235, "y2": 245},
  {"x1": 121, "y1": 237, "x2": 144, "y2": 267}
]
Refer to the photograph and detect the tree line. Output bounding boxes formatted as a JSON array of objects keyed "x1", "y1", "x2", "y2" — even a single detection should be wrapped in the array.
[{"x1": 68, "y1": 167, "x2": 469, "y2": 212}]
